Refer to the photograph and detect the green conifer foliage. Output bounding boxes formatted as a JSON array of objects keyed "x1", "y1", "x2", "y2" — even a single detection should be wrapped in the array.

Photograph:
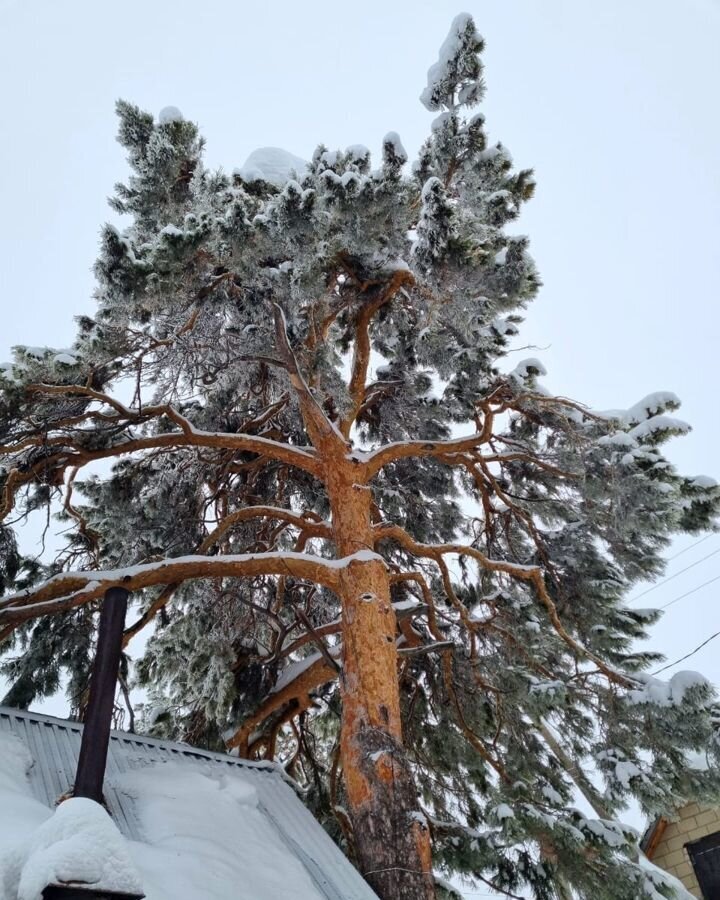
[{"x1": 1, "y1": 14, "x2": 718, "y2": 899}]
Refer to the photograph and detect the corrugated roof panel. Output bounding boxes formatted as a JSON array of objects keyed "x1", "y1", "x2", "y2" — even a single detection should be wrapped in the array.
[
  {"x1": 0, "y1": 707, "x2": 378, "y2": 900},
  {"x1": 258, "y1": 775, "x2": 377, "y2": 900},
  {"x1": 31, "y1": 719, "x2": 66, "y2": 803},
  {"x1": 51, "y1": 721, "x2": 78, "y2": 793}
]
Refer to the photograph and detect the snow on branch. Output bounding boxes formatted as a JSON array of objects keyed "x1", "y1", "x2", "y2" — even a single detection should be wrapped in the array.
[
  {"x1": 360, "y1": 430, "x2": 487, "y2": 477},
  {"x1": 1, "y1": 383, "x2": 323, "y2": 501},
  {"x1": 119, "y1": 506, "x2": 333, "y2": 646},
  {"x1": 200, "y1": 505, "x2": 332, "y2": 552},
  {"x1": 0, "y1": 549, "x2": 384, "y2": 629},
  {"x1": 0, "y1": 424, "x2": 323, "y2": 523},
  {"x1": 225, "y1": 651, "x2": 338, "y2": 752}
]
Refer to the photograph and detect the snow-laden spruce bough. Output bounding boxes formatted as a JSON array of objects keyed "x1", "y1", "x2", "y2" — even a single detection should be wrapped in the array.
[{"x1": 0, "y1": 12, "x2": 718, "y2": 900}]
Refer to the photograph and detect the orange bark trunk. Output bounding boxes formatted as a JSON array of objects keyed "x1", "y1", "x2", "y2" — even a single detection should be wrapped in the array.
[{"x1": 328, "y1": 469, "x2": 435, "y2": 900}]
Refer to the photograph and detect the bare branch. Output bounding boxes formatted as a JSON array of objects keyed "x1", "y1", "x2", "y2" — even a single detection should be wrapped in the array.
[
  {"x1": 201, "y1": 505, "x2": 331, "y2": 552},
  {"x1": 376, "y1": 523, "x2": 631, "y2": 687},
  {"x1": 363, "y1": 431, "x2": 489, "y2": 479},
  {"x1": 375, "y1": 523, "x2": 540, "y2": 581}
]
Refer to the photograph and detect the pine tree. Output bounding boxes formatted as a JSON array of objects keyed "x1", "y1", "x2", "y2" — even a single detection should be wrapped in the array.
[{"x1": 1, "y1": 14, "x2": 719, "y2": 900}]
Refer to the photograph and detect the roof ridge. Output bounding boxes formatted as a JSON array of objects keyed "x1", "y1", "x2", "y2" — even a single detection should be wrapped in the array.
[{"x1": 0, "y1": 704, "x2": 283, "y2": 774}]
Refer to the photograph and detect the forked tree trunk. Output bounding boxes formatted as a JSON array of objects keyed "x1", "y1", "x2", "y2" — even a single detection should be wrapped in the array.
[{"x1": 328, "y1": 471, "x2": 435, "y2": 900}]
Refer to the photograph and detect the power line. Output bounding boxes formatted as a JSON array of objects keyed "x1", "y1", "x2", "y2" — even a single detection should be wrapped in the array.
[
  {"x1": 631, "y1": 546, "x2": 720, "y2": 602},
  {"x1": 652, "y1": 628, "x2": 720, "y2": 675},
  {"x1": 659, "y1": 572, "x2": 720, "y2": 610},
  {"x1": 666, "y1": 533, "x2": 713, "y2": 561},
  {"x1": 633, "y1": 537, "x2": 720, "y2": 677}
]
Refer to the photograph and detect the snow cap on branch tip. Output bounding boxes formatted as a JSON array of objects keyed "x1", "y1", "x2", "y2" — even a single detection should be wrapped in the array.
[
  {"x1": 158, "y1": 106, "x2": 184, "y2": 124},
  {"x1": 420, "y1": 12, "x2": 485, "y2": 112},
  {"x1": 690, "y1": 474, "x2": 718, "y2": 488},
  {"x1": 346, "y1": 144, "x2": 370, "y2": 163},
  {"x1": 240, "y1": 147, "x2": 309, "y2": 187},
  {"x1": 597, "y1": 392, "x2": 682, "y2": 427},
  {"x1": 510, "y1": 357, "x2": 548, "y2": 383},
  {"x1": 626, "y1": 670, "x2": 711, "y2": 707},
  {"x1": 382, "y1": 131, "x2": 408, "y2": 166}
]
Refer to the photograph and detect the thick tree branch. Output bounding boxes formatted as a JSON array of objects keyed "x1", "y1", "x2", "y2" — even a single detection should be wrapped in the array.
[
  {"x1": 356, "y1": 386, "x2": 586, "y2": 479},
  {"x1": 25, "y1": 383, "x2": 195, "y2": 434},
  {"x1": 272, "y1": 305, "x2": 347, "y2": 455},
  {"x1": 1, "y1": 430, "x2": 322, "y2": 521},
  {"x1": 202, "y1": 504, "x2": 331, "y2": 552},
  {"x1": 375, "y1": 523, "x2": 540, "y2": 581},
  {"x1": 121, "y1": 507, "x2": 329, "y2": 646},
  {"x1": 0, "y1": 550, "x2": 384, "y2": 629},
  {"x1": 122, "y1": 582, "x2": 177, "y2": 647},
  {"x1": 339, "y1": 268, "x2": 415, "y2": 439},
  {"x1": 375, "y1": 523, "x2": 631, "y2": 687},
  {"x1": 226, "y1": 654, "x2": 338, "y2": 752},
  {"x1": 361, "y1": 431, "x2": 491, "y2": 479},
  {"x1": 224, "y1": 598, "x2": 445, "y2": 752}
]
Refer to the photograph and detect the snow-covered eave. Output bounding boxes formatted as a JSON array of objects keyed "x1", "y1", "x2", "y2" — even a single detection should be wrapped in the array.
[{"x1": 640, "y1": 815, "x2": 668, "y2": 859}]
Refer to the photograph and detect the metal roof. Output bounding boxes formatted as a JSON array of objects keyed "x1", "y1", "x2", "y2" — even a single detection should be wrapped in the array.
[{"x1": 0, "y1": 706, "x2": 378, "y2": 900}]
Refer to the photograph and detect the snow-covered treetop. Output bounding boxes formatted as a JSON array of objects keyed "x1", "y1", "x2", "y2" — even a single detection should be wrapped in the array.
[
  {"x1": 420, "y1": 13, "x2": 485, "y2": 112},
  {"x1": 158, "y1": 105, "x2": 184, "y2": 125}
]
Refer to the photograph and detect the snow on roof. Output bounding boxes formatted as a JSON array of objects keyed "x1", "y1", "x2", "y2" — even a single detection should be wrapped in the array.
[
  {"x1": 9, "y1": 794, "x2": 144, "y2": 900},
  {"x1": 0, "y1": 706, "x2": 378, "y2": 900},
  {"x1": 237, "y1": 148, "x2": 309, "y2": 187}
]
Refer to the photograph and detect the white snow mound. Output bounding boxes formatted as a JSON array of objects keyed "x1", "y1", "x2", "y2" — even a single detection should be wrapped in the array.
[
  {"x1": 627, "y1": 670, "x2": 710, "y2": 706},
  {"x1": 158, "y1": 106, "x2": 184, "y2": 125},
  {"x1": 239, "y1": 148, "x2": 308, "y2": 186},
  {"x1": 115, "y1": 761, "x2": 324, "y2": 900},
  {"x1": 16, "y1": 798, "x2": 142, "y2": 900}
]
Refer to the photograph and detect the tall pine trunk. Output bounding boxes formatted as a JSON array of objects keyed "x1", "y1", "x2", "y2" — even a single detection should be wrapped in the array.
[{"x1": 328, "y1": 468, "x2": 435, "y2": 900}]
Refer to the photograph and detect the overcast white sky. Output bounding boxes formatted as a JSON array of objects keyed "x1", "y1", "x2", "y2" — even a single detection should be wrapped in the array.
[{"x1": 1, "y1": 1, "x2": 719, "y2": 881}]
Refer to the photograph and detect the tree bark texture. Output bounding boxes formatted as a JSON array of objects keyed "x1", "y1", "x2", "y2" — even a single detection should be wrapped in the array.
[{"x1": 328, "y1": 470, "x2": 435, "y2": 900}]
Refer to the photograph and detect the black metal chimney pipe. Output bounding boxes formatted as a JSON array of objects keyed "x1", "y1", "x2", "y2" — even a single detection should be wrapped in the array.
[{"x1": 73, "y1": 586, "x2": 129, "y2": 802}]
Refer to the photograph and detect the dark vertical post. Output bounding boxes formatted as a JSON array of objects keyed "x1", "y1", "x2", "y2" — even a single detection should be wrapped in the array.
[{"x1": 73, "y1": 586, "x2": 129, "y2": 802}]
